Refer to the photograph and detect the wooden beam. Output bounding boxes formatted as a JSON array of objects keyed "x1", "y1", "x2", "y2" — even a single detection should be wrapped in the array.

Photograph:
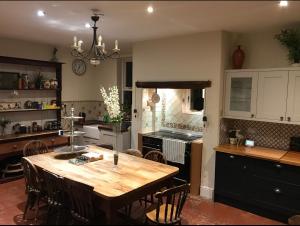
[{"x1": 135, "y1": 81, "x2": 211, "y2": 89}]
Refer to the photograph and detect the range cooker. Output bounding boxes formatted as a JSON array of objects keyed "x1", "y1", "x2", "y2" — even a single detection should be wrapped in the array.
[{"x1": 142, "y1": 130, "x2": 202, "y2": 182}]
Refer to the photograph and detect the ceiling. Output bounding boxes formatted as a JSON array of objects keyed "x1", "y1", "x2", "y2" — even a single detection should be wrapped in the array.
[{"x1": 0, "y1": 1, "x2": 300, "y2": 53}]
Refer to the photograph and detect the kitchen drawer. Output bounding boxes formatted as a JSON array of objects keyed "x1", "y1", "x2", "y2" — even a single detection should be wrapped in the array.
[
  {"x1": 248, "y1": 158, "x2": 300, "y2": 185},
  {"x1": 0, "y1": 140, "x2": 28, "y2": 156},
  {"x1": 251, "y1": 175, "x2": 300, "y2": 215}
]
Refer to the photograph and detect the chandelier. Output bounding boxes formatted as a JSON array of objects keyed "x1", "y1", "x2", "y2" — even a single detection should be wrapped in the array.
[{"x1": 71, "y1": 12, "x2": 120, "y2": 66}]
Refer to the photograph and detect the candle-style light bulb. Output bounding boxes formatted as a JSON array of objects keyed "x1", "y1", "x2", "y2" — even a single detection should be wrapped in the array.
[
  {"x1": 102, "y1": 43, "x2": 106, "y2": 52},
  {"x1": 78, "y1": 40, "x2": 83, "y2": 52},
  {"x1": 98, "y1": 35, "x2": 102, "y2": 46},
  {"x1": 73, "y1": 36, "x2": 77, "y2": 47},
  {"x1": 115, "y1": 40, "x2": 118, "y2": 50}
]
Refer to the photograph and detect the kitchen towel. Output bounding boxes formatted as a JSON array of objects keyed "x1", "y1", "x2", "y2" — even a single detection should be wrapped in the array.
[{"x1": 162, "y1": 138, "x2": 187, "y2": 165}]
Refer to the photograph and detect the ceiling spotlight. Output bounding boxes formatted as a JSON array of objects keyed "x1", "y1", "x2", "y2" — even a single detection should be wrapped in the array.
[
  {"x1": 147, "y1": 6, "x2": 154, "y2": 14},
  {"x1": 279, "y1": 1, "x2": 288, "y2": 7},
  {"x1": 85, "y1": 23, "x2": 91, "y2": 28},
  {"x1": 37, "y1": 10, "x2": 46, "y2": 17}
]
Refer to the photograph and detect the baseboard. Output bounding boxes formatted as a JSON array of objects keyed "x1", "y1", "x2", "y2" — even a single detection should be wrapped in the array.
[{"x1": 200, "y1": 186, "x2": 214, "y2": 199}]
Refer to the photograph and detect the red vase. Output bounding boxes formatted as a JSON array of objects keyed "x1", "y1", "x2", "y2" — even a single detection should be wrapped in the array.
[{"x1": 232, "y1": 45, "x2": 245, "y2": 69}]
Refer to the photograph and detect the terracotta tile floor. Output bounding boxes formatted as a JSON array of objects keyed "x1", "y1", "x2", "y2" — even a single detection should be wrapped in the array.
[{"x1": 0, "y1": 179, "x2": 283, "y2": 225}]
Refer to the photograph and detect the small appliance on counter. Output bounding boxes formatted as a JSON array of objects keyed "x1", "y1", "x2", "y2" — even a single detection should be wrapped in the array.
[{"x1": 290, "y1": 136, "x2": 300, "y2": 151}]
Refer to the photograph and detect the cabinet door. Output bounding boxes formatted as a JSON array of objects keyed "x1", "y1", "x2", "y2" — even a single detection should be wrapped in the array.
[
  {"x1": 224, "y1": 72, "x2": 258, "y2": 118},
  {"x1": 287, "y1": 71, "x2": 300, "y2": 122},
  {"x1": 215, "y1": 152, "x2": 246, "y2": 200},
  {"x1": 257, "y1": 71, "x2": 288, "y2": 121}
]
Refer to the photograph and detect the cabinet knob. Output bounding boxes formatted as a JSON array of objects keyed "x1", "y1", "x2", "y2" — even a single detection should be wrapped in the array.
[
  {"x1": 275, "y1": 164, "x2": 282, "y2": 169},
  {"x1": 274, "y1": 188, "x2": 281, "y2": 194},
  {"x1": 229, "y1": 155, "x2": 235, "y2": 159},
  {"x1": 280, "y1": 116, "x2": 284, "y2": 121},
  {"x1": 251, "y1": 114, "x2": 255, "y2": 118},
  {"x1": 287, "y1": 117, "x2": 291, "y2": 122}
]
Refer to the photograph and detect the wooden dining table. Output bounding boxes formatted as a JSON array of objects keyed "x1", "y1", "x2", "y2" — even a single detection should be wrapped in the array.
[{"x1": 26, "y1": 145, "x2": 179, "y2": 224}]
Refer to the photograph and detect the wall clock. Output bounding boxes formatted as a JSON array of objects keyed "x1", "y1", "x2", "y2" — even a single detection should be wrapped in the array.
[{"x1": 72, "y1": 59, "x2": 86, "y2": 76}]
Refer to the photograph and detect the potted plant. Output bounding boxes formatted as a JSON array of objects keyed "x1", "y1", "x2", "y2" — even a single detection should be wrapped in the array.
[{"x1": 275, "y1": 28, "x2": 300, "y2": 66}]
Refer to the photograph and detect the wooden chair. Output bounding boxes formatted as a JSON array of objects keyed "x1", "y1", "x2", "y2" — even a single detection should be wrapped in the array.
[
  {"x1": 64, "y1": 178, "x2": 98, "y2": 225},
  {"x1": 145, "y1": 178, "x2": 190, "y2": 225},
  {"x1": 42, "y1": 169, "x2": 67, "y2": 225},
  {"x1": 22, "y1": 157, "x2": 43, "y2": 222},
  {"x1": 144, "y1": 151, "x2": 167, "y2": 164},
  {"x1": 23, "y1": 140, "x2": 49, "y2": 157},
  {"x1": 289, "y1": 215, "x2": 300, "y2": 225},
  {"x1": 123, "y1": 149, "x2": 143, "y2": 158},
  {"x1": 143, "y1": 151, "x2": 168, "y2": 207}
]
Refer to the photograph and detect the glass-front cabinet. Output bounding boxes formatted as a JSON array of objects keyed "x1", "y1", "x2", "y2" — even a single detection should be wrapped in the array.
[{"x1": 224, "y1": 71, "x2": 258, "y2": 118}]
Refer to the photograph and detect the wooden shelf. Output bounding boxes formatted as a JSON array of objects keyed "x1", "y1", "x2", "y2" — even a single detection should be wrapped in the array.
[
  {"x1": 0, "y1": 130, "x2": 60, "y2": 143},
  {"x1": 0, "y1": 108, "x2": 60, "y2": 113}
]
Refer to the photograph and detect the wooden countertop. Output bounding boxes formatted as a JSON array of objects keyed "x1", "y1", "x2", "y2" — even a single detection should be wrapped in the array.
[
  {"x1": 214, "y1": 144, "x2": 300, "y2": 167},
  {"x1": 0, "y1": 130, "x2": 59, "y2": 143}
]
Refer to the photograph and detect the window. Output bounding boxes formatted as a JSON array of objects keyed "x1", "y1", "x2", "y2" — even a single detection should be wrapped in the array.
[{"x1": 182, "y1": 89, "x2": 205, "y2": 115}]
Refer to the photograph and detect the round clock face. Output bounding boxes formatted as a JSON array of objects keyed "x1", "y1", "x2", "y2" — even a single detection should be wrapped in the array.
[{"x1": 72, "y1": 59, "x2": 86, "y2": 76}]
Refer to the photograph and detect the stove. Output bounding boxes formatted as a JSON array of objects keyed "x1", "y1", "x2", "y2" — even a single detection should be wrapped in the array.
[
  {"x1": 142, "y1": 130, "x2": 202, "y2": 182},
  {"x1": 143, "y1": 130, "x2": 202, "y2": 142}
]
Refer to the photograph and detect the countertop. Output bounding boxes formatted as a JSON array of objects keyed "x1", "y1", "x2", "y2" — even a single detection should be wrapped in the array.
[{"x1": 214, "y1": 144, "x2": 300, "y2": 167}]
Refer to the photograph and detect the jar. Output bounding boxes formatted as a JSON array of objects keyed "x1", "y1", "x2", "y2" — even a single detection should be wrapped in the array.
[{"x1": 43, "y1": 80, "x2": 51, "y2": 89}]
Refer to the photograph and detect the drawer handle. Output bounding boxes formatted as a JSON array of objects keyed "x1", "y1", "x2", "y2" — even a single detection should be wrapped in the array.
[
  {"x1": 275, "y1": 164, "x2": 282, "y2": 169},
  {"x1": 251, "y1": 114, "x2": 255, "y2": 118},
  {"x1": 229, "y1": 155, "x2": 235, "y2": 159},
  {"x1": 280, "y1": 116, "x2": 284, "y2": 121},
  {"x1": 287, "y1": 117, "x2": 291, "y2": 122},
  {"x1": 13, "y1": 145, "x2": 17, "y2": 149},
  {"x1": 274, "y1": 188, "x2": 281, "y2": 194}
]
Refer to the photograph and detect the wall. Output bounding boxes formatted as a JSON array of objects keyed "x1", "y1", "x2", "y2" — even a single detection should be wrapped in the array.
[
  {"x1": 132, "y1": 31, "x2": 226, "y2": 199},
  {"x1": 229, "y1": 29, "x2": 290, "y2": 69}
]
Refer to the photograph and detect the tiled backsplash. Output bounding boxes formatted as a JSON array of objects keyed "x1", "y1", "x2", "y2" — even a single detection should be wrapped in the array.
[
  {"x1": 142, "y1": 89, "x2": 203, "y2": 133},
  {"x1": 220, "y1": 118, "x2": 300, "y2": 150}
]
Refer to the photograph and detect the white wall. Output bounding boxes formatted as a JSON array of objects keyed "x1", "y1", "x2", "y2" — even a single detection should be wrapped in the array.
[
  {"x1": 132, "y1": 31, "x2": 225, "y2": 199},
  {"x1": 93, "y1": 59, "x2": 118, "y2": 101}
]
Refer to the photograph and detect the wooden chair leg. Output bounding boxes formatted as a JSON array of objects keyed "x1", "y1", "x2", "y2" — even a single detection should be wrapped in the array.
[
  {"x1": 23, "y1": 193, "x2": 31, "y2": 220},
  {"x1": 34, "y1": 194, "x2": 41, "y2": 223}
]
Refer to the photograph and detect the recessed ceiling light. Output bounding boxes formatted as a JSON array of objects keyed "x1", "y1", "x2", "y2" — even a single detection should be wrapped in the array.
[
  {"x1": 85, "y1": 23, "x2": 91, "y2": 28},
  {"x1": 279, "y1": 1, "x2": 288, "y2": 7},
  {"x1": 147, "y1": 6, "x2": 154, "y2": 14},
  {"x1": 37, "y1": 10, "x2": 46, "y2": 17}
]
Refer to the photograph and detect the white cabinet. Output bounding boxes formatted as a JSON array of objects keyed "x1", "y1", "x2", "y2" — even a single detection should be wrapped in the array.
[
  {"x1": 224, "y1": 71, "x2": 258, "y2": 118},
  {"x1": 287, "y1": 71, "x2": 300, "y2": 123},
  {"x1": 99, "y1": 129, "x2": 131, "y2": 151},
  {"x1": 224, "y1": 68, "x2": 300, "y2": 124},
  {"x1": 256, "y1": 71, "x2": 289, "y2": 121}
]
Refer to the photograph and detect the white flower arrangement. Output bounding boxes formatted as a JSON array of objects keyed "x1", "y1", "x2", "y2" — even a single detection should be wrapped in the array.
[{"x1": 100, "y1": 86, "x2": 123, "y2": 123}]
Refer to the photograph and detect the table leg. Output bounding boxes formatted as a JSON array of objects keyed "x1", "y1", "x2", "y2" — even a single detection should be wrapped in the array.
[{"x1": 105, "y1": 204, "x2": 117, "y2": 225}]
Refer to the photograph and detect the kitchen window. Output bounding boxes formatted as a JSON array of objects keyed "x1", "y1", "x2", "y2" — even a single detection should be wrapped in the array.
[{"x1": 182, "y1": 89, "x2": 205, "y2": 115}]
